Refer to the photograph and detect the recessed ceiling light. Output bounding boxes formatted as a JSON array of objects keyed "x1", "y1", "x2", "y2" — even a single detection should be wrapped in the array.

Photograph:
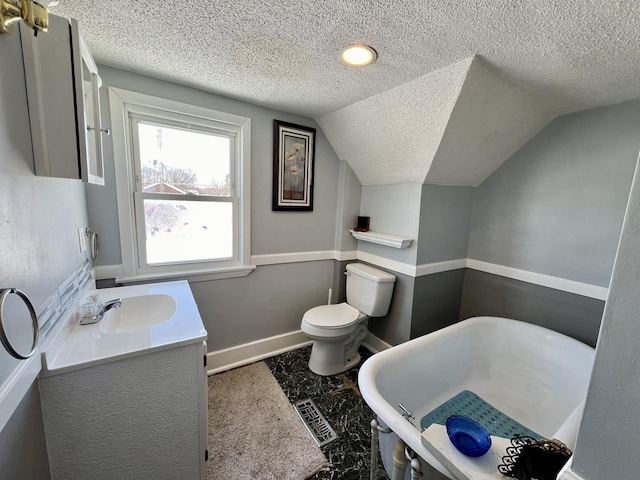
[{"x1": 340, "y1": 45, "x2": 377, "y2": 67}]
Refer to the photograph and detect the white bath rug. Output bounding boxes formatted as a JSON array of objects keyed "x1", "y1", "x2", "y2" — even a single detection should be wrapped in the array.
[{"x1": 207, "y1": 361, "x2": 329, "y2": 479}]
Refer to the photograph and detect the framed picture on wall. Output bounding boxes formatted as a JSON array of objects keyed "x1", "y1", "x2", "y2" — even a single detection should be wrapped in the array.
[{"x1": 272, "y1": 120, "x2": 316, "y2": 211}]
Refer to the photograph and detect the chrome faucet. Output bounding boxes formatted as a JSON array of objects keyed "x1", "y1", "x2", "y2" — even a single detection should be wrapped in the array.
[
  {"x1": 398, "y1": 403, "x2": 415, "y2": 425},
  {"x1": 80, "y1": 299, "x2": 122, "y2": 325}
]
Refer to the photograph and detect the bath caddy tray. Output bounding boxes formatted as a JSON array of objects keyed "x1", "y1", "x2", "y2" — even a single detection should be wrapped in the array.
[
  {"x1": 420, "y1": 390, "x2": 542, "y2": 440},
  {"x1": 420, "y1": 390, "x2": 543, "y2": 480},
  {"x1": 422, "y1": 424, "x2": 514, "y2": 480}
]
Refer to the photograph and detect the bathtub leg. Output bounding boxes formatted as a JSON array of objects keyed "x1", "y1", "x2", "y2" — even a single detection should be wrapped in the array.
[
  {"x1": 404, "y1": 446, "x2": 422, "y2": 479},
  {"x1": 370, "y1": 418, "x2": 392, "y2": 480},
  {"x1": 408, "y1": 455, "x2": 421, "y2": 479},
  {"x1": 391, "y1": 438, "x2": 409, "y2": 480}
]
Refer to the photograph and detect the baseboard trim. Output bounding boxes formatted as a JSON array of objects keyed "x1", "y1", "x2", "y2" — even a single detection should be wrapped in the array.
[
  {"x1": 207, "y1": 330, "x2": 312, "y2": 375},
  {"x1": 362, "y1": 332, "x2": 393, "y2": 353},
  {"x1": 207, "y1": 330, "x2": 391, "y2": 375}
]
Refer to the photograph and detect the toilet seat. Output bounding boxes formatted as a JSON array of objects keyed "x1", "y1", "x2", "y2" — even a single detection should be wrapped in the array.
[{"x1": 302, "y1": 302, "x2": 360, "y2": 329}]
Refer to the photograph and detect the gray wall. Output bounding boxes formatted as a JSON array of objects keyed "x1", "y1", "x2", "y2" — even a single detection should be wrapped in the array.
[
  {"x1": 460, "y1": 101, "x2": 640, "y2": 345},
  {"x1": 417, "y1": 185, "x2": 474, "y2": 264},
  {"x1": 93, "y1": 66, "x2": 344, "y2": 350},
  {"x1": 333, "y1": 160, "x2": 360, "y2": 254},
  {"x1": 411, "y1": 269, "x2": 466, "y2": 339},
  {"x1": 359, "y1": 184, "x2": 422, "y2": 264},
  {"x1": 1, "y1": 29, "x2": 90, "y2": 480},
  {"x1": 0, "y1": 384, "x2": 50, "y2": 480},
  {"x1": 96, "y1": 65, "x2": 342, "y2": 263},
  {"x1": 405, "y1": 186, "x2": 472, "y2": 342},
  {"x1": 468, "y1": 101, "x2": 640, "y2": 287},
  {"x1": 355, "y1": 185, "x2": 421, "y2": 346},
  {"x1": 191, "y1": 261, "x2": 334, "y2": 350},
  {"x1": 460, "y1": 270, "x2": 604, "y2": 346},
  {"x1": 569, "y1": 155, "x2": 640, "y2": 479},
  {"x1": 332, "y1": 260, "x2": 353, "y2": 304},
  {"x1": 367, "y1": 270, "x2": 414, "y2": 346}
]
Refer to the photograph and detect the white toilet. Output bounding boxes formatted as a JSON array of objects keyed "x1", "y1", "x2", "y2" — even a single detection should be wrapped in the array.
[{"x1": 301, "y1": 263, "x2": 396, "y2": 376}]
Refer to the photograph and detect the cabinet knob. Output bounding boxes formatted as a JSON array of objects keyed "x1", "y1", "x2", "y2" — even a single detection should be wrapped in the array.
[
  {"x1": 86, "y1": 125, "x2": 95, "y2": 132},
  {"x1": 100, "y1": 128, "x2": 110, "y2": 136}
]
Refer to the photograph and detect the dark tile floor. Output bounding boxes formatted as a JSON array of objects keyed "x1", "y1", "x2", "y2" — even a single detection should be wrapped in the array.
[{"x1": 264, "y1": 346, "x2": 390, "y2": 480}]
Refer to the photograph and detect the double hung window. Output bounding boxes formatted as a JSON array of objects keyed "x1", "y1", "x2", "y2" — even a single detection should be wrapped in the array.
[{"x1": 109, "y1": 88, "x2": 252, "y2": 281}]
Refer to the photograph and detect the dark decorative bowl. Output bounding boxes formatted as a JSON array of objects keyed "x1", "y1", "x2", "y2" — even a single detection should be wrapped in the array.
[{"x1": 446, "y1": 415, "x2": 492, "y2": 457}]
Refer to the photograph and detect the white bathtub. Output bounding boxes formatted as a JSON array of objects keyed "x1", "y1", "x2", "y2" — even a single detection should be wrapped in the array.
[{"x1": 358, "y1": 316, "x2": 595, "y2": 479}]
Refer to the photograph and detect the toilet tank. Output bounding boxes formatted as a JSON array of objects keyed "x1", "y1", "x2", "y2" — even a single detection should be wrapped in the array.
[{"x1": 346, "y1": 263, "x2": 396, "y2": 317}]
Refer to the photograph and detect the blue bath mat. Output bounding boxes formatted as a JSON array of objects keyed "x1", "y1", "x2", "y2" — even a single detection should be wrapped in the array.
[{"x1": 420, "y1": 390, "x2": 542, "y2": 440}]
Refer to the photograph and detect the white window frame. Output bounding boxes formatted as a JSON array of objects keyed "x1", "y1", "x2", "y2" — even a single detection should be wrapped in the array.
[{"x1": 109, "y1": 87, "x2": 254, "y2": 282}]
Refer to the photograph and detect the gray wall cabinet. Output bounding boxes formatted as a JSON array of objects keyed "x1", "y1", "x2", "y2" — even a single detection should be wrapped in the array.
[{"x1": 20, "y1": 15, "x2": 105, "y2": 184}]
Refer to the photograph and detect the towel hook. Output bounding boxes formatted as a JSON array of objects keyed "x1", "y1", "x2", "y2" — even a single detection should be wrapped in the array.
[{"x1": 0, "y1": 288, "x2": 39, "y2": 360}]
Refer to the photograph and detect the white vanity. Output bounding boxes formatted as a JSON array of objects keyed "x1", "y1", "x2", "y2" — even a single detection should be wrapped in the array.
[{"x1": 39, "y1": 280, "x2": 208, "y2": 480}]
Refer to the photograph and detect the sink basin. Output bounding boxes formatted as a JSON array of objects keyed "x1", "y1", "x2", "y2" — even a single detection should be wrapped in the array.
[{"x1": 100, "y1": 294, "x2": 177, "y2": 334}]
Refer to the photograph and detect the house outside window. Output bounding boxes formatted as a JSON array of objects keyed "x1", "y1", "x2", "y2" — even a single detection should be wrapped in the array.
[{"x1": 109, "y1": 88, "x2": 253, "y2": 282}]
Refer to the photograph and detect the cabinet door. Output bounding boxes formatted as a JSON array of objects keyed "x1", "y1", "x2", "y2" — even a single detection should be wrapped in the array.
[
  {"x1": 71, "y1": 21, "x2": 105, "y2": 185},
  {"x1": 20, "y1": 15, "x2": 80, "y2": 179},
  {"x1": 199, "y1": 340, "x2": 208, "y2": 479},
  {"x1": 20, "y1": 14, "x2": 105, "y2": 185}
]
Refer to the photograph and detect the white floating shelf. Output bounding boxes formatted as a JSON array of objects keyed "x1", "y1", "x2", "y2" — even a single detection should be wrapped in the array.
[{"x1": 349, "y1": 230, "x2": 413, "y2": 249}]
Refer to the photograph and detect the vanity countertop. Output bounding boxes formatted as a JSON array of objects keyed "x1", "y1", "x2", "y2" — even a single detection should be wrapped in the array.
[{"x1": 41, "y1": 280, "x2": 207, "y2": 376}]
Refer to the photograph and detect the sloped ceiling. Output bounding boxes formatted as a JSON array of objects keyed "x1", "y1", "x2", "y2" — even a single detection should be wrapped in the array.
[
  {"x1": 425, "y1": 58, "x2": 558, "y2": 186},
  {"x1": 50, "y1": 1, "x2": 640, "y2": 185},
  {"x1": 318, "y1": 57, "x2": 558, "y2": 186},
  {"x1": 317, "y1": 58, "x2": 472, "y2": 185}
]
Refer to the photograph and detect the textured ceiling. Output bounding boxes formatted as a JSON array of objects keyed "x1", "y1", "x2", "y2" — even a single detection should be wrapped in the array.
[
  {"x1": 52, "y1": 1, "x2": 640, "y2": 117},
  {"x1": 50, "y1": 1, "x2": 640, "y2": 186},
  {"x1": 425, "y1": 58, "x2": 558, "y2": 186},
  {"x1": 318, "y1": 56, "x2": 558, "y2": 186},
  {"x1": 317, "y1": 58, "x2": 472, "y2": 185}
]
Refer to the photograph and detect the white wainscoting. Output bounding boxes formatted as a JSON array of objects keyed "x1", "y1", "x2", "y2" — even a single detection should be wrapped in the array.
[
  {"x1": 97, "y1": 252, "x2": 608, "y2": 374},
  {"x1": 96, "y1": 253, "x2": 609, "y2": 301},
  {"x1": 251, "y1": 250, "x2": 355, "y2": 266},
  {"x1": 466, "y1": 259, "x2": 609, "y2": 301}
]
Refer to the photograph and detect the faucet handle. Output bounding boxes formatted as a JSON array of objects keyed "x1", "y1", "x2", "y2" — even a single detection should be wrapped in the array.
[
  {"x1": 398, "y1": 403, "x2": 415, "y2": 422},
  {"x1": 81, "y1": 302, "x2": 101, "y2": 319},
  {"x1": 87, "y1": 294, "x2": 103, "y2": 304}
]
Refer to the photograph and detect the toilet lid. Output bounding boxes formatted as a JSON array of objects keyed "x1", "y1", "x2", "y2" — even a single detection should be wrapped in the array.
[{"x1": 302, "y1": 303, "x2": 360, "y2": 329}]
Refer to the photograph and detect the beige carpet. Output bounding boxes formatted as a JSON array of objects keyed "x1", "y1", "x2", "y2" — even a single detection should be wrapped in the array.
[{"x1": 207, "y1": 362, "x2": 329, "y2": 479}]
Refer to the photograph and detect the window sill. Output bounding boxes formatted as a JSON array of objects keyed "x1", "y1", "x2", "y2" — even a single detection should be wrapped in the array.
[{"x1": 116, "y1": 265, "x2": 256, "y2": 284}]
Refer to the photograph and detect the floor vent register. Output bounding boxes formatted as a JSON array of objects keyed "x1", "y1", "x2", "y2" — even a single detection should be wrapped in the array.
[{"x1": 293, "y1": 399, "x2": 338, "y2": 447}]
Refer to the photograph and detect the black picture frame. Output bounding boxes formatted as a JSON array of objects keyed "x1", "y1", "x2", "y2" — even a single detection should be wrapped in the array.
[{"x1": 272, "y1": 120, "x2": 316, "y2": 211}]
